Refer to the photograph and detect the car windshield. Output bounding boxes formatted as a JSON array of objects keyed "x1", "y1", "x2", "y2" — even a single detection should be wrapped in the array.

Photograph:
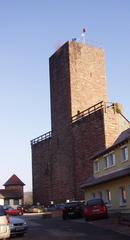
[{"x1": 87, "y1": 199, "x2": 104, "y2": 207}]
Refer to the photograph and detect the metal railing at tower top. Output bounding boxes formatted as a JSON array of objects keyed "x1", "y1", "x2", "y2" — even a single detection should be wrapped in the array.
[
  {"x1": 31, "y1": 131, "x2": 52, "y2": 145},
  {"x1": 71, "y1": 101, "x2": 114, "y2": 123},
  {"x1": 31, "y1": 102, "x2": 114, "y2": 145}
]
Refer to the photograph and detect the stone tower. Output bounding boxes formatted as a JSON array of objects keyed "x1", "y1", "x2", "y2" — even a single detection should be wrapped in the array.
[
  {"x1": 50, "y1": 41, "x2": 108, "y2": 133},
  {"x1": 31, "y1": 41, "x2": 129, "y2": 205}
]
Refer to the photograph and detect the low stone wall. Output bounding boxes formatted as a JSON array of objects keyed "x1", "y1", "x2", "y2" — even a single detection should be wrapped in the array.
[{"x1": 109, "y1": 212, "x2": 130, "y2": 226}]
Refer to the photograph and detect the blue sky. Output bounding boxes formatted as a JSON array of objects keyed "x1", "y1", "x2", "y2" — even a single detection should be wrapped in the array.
[{"x1": 0, "y1": 0, "x2": 130, "y2": 191}]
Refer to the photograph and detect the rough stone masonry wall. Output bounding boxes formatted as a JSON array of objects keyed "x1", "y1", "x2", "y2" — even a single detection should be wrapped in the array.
[
  {"x1": 32, "y1": 138, "x2": 53, "y2": 205},
  {"x1": 32, "y1": 130, "x2": 76, "y2": 205},
  {"x1": 71, "y1": 108, "x2": 106, "y2": 200},
  {"x1": 32, "y1": 108, "x2": 106, "y2": 204},
  {"x1": 69, "y1": 41, "x2": 108, "y2": 117},
  {"x1": 32, "y1": 106, "x2": 130, "y2": 205},
  {"x1": 49, "y1": 42, "x2": 108, "y2": 134},
  {"x1": 49, "y1": 43, "x2": 72, "y2": 134}
]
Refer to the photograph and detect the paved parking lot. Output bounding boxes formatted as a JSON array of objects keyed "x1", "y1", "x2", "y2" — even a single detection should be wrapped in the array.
[{"x1": 13, "y1": 214, "x2": 130, "y2": 240}]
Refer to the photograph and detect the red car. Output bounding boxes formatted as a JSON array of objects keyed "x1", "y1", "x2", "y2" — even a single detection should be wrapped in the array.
[
  {"x1": 84, "y1": 198, "x2": 108, "y2": 220},
  {"x1": 4, "y1": 206, "x2": 23, "y2": 216}
]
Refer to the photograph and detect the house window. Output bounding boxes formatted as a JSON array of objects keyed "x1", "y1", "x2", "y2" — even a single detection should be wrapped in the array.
[
  {"x1": 104, "y1": 152, "x2": 116, "y2": 169},
  {"x1": 4, "y1": 199, "x2": 9, "y2": 205},
  {"x1": 13, "y1": 199, "x2": 19, "y2": 205},
  {"x1": 119, "y1": 187, "x2": 127, "y2": 206},
  {"x1": 103, "y1": 190, "x2": 112, "y2": 207},
  {"x1": 98, "y1": 191, "x2": 102, "y2": 199},
  {"x1": 104, "y1": 155, "x2": 109, "y2": 168},
  {"x1": 121, "y1": 145, "x2": 128, "y2": 161},
  {"x1": 92, "y1": 192, "x2": 95, "y2": 198},
  {"x1": 94, "y1": 160, "x2": 99, "y2": 173},
  {"x1": 106, "y1": 190, "x2": 112, "y2": 204}
]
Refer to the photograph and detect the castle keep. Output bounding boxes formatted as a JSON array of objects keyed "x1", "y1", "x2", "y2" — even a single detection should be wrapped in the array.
[{"x1": 31, "y1": 41, "x2": 129, "y2": 205}]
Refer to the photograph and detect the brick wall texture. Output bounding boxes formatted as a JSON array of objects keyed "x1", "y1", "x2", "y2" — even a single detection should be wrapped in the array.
[{"x1": 31, "y1": 41, "x2": 130, "y2": 205}]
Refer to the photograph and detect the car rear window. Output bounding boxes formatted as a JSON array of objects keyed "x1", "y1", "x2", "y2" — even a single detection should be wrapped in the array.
[
  {"x1": 0, "y1": 206, "x2": 6, "y2": 216},
  {"x1": 65, "y1": 202, "x2": 80, "y2": 208},
  {"x1": 87, "y1": 199, "x2": 104, "y2": 207}
]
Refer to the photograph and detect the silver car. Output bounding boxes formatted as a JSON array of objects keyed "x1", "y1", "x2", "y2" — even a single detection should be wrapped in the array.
[
  {"x1": 0, "y1": 205, "x2": 10, "y2": 239},
  {"x1": 10, "y1": 216, "x2": 28, "y2": 236}
]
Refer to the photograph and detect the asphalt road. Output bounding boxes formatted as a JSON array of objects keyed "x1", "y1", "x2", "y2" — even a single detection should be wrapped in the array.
[{"x1": 12, "y1": 215, "x2": 130, "y2": 240}]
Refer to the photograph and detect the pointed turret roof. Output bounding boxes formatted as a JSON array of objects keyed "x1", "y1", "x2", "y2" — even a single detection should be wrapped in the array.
[{"x1": 3, "y1": 174, "x2": 25, "y2": 186}]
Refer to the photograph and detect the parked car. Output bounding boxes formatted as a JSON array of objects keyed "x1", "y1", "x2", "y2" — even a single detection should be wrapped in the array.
[
  {"x1": 17, "y1": 205, "x2": 24, "y2": 213},
  {"x1": 9, "y1": 216, "x2": 28, "y2": 236},
  {"x1": 47, "y1": 203, "x2": 67, "y2": 212},
  {"x1": 62, "y1": 201, "x2": 85, "y2": 220},
  {"x1": 84, "y1": 198, "x2": 108, "y2": 220},
  {"x1": 47, "y1": 204, "x2": 58, "y2": 212},
  {"x1": 27, "y1": 205, "x2": 43, "y2": 213},
  {"x1": 22, "y1": 204, "x2": 43, "y2": 213},
  {"x1": 4, "y1": 206, "x2": 23, "y2": 216},
  {"x1": 0, "y1": 205, "x2": 10, "y2": 239},
  {"x1": 21, "y1": 204, "x2": 31, "y2": 213},
  {"x1": 55, "y1": 203, "x2": 65, "y2": 211}
]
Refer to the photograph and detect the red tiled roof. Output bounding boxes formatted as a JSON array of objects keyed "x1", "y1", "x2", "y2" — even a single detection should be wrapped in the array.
[{"x1": 3, "y1": 174, "x2": 25, "y2": 186}]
